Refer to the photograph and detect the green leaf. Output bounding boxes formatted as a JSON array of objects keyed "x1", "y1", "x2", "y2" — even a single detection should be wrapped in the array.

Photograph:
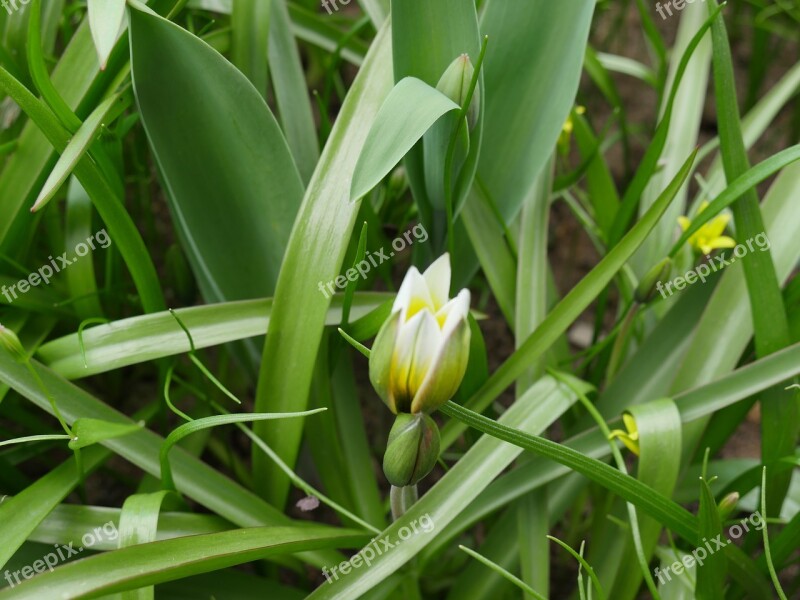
[
  {"x1": 32, "y1": 92, "x2": 128, "y2": 212},
  {"x1": 87, "y1": 0, "x2": 126, "y2": 70},
  {"x1": 159, "y1": 410, "x2": 326, "y2": 490},
  {"x1": 231, "y1": 0, "x2": 271, "y2": 97},
  {"x1": 696, "y1": 479, "x2": 726, "y2": 599},
  {"x1": 69, "y1": 417, "x2": 144, "y2": 450},
  {"x1": 251, "y1": 22, "x2": 394, "y2": 507},
  {"x1": 118, "y1": 491, "x2": 172, "y2": 600},
  {"x1": 129, "y1": 5, "x2": 304, "y2": 305},
  {"x1": 306, "y1": 375, "x2": 585, "y2": 598},
  {"x1": 441, "y1": 148, "x2": 698, "y2": 448},
  {"x1": 0, "y1": 352, "x2": 340, "y2": 569},
  {"x1": 269, "y1": 0, "x2": 320, "y2": 183},
  {"x1": 350, "y1": 77, "x2": 459, "y2": 201},
  {"x1": 611, "y1": 398, "x2": 682, "y2": 599},
  {"x1": 0, "y1": 447, "x2": 109, "y2": 569},
  {"x1": 0, "y1": 526, "x2": 368, "y2": 598},
  {"x1": 37, "y1": 293, "x2": 389, "y2": 379},
  {"x1": 706, "y1": 0, "x2": 797, "y2": 512},
  {"x1": 440, "y1": 401, "x2": 698, "y2": 543},
  {"x1": 478, "y1": 0, "x2": 594, "y2": 222}
]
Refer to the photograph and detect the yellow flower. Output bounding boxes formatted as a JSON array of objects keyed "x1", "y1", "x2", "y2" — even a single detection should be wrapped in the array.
[
  {"x1": 369, "y1": 254, "x2": 471, "y2": 415},
  {"x1": 678, "y1": 201, "x2": 736, "y2": 255},
  {"x1": 558, "y1": 105, "x2": 586, "y2": 154},
  {"x1": 608, "y1": 413, "x2": 640, "y2": 456}
]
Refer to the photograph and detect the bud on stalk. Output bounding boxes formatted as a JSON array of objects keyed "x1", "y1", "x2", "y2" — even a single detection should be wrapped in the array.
[{"x1": 383, "y1": 412, "x2": 441, "y2": 487}]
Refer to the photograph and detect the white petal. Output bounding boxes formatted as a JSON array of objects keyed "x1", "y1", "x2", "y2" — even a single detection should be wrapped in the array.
[
  {"x1": 393, "y1": 267, "x2": 433, "y2": 321},
  {"x1": 412, "y1": 317, "x2": 471, "y2": 413},
  {"x1": 422, "y1": 253, "x2": 452, "y2": 311},
  {"x1": 435, "y1": 288, "x2": 471, "y2": 335},
  {"x1": 389, "y1": 311, "x2": 426, "y2": 411},
  {"x1": 406, "y1": 311, "x2": 444, "y2": 398}
]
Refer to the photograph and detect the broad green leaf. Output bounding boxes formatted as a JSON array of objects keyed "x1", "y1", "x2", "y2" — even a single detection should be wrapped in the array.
[
  {"x1": 0, "y1": 526, "x2": 368, "y2": 598},
  {"x1": 37, "y1": 293, "x2": 389, "y2": 379},
  {"x1": 29, "y1": 504, "x2": 231, "y2": 551},
  {"x1": 129, "y1": 6, "x2": 303, "y2": 305},
  {"x1": 251, "y1": 23, "x2": 393, "y2": 507},
  {"x1": 351, "y1": 77, "x2": 459, "y2": 202},
  {"x1": 478, "y1": 0, "x2": 594, "y2": 222},
  {"x1": 87, "y1": 0, "x2": 126, "y2": 70}
]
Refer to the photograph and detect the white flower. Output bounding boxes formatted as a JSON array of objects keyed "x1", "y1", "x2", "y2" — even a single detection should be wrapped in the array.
[{"x1": 369, "y1": 254, "x2": 471, "y2": 414}]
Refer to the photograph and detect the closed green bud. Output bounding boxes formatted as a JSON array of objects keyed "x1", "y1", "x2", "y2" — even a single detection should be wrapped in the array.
[
  {"x1": 436, "y1": 54, "x2": 480, "y2": 130},
  {"x1": 717, "y1": 492, "x2": 739, "y2": 521},
  {"x1": 0, "y1": 324, "x2": 27, "y2": 362},
  {"x1": 635, "y1": 258, "x2": 672, "y2": 303},
  {"x1": 383, "y1": 413, "x2": 440, "y2": 487}
]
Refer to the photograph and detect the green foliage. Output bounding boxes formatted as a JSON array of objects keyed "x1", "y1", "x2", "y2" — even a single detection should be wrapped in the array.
[{"x1": 0, "y1": 1, "x2": 797, "y2": 598}]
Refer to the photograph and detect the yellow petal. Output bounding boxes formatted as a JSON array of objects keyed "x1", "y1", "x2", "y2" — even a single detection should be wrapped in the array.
[
  {"x1": 703, "y1": 214, "x2": 730, "y2": 239},
  {"x1": 706, "y1": 235, "x2": 736, "y2": 250},
  {"x1": 678, "y1": 216, "x2": 691, "y2": 232}
]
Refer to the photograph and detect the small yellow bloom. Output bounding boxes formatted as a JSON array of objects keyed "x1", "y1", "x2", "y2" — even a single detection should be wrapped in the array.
[
  {"x1": 609, "y1": 413, "x2": 640, "y2": 456},
  {"x1": 369, "y1": 254, "x2": 471, "y2": 415},
  {"x1": 558, "y1": 106, "x2": 586, "y2": 154},
  {"x1": 678, "y1": 201, "x2": 736, "y2": 256}
]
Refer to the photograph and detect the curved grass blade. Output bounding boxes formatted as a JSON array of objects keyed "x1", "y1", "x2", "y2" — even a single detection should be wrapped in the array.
[
  {"x1": 37, "y1": 293, "x2": 388, "y2": 378},
  {"x1": 159, "y1": 410, "x2": 325, "y2": 490},
  {"x1": 32, "y1": 92, "x2": 128, "y2": 212},
  {"x1": 0, "y1": 526, "x2": 369, "y2": 598}
]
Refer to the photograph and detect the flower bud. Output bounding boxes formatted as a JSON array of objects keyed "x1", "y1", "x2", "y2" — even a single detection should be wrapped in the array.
[
  {"x1": 383, "y1": 412, "x2": 440, "y2": 487},
  {"x1": 635, "y1": 257, "x2": 672, "y2": 304},
  {"x1": 436, "y1": 54, "x2": 480, "y2": 130},
  {"x1": 717, "y1": 492, "x2": 740, "y2": 521},
  {"x1": 369, "y1": 254, "x2": 471, "y2": 414},
  {"x1": 0, "y1": 324, "x2": 27, "y2": 362}
]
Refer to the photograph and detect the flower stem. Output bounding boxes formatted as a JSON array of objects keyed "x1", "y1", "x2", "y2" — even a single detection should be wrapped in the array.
[{"x1": 390, "y1": 484, "x2": 418, "y2": 521}]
